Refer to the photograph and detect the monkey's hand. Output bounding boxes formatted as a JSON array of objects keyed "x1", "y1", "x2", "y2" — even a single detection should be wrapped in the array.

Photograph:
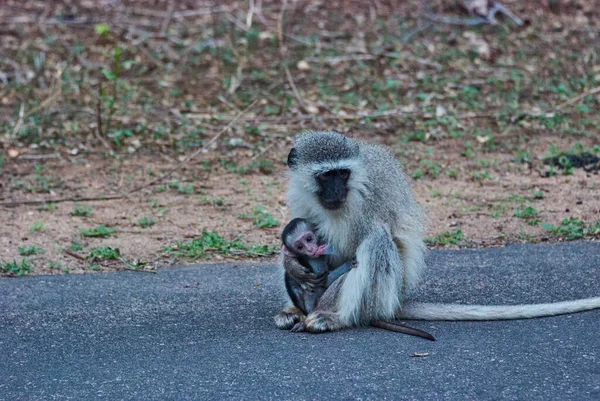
[
  {"x1": 303, "y1": 311, "x2": 345, "y2": 333},
  {"x1": 282, "y1": 255, "x2": 327, "y2": 287},
  {"x1": 274, "y1": 306, "x2": 305, "y2": 330}
]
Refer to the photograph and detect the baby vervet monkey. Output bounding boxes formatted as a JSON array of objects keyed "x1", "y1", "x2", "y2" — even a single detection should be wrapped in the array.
[
  {"x1": 280, "y1": 218, "x2": 354, "y2": 316},
  {"x1": 280, "y1": 218, "x2": 435, "y2": 341}
]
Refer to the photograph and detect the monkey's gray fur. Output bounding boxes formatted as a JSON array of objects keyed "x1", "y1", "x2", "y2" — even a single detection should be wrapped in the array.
[
  {"x1": 276, "y1": 131, "x2": 427, "y2": 332},
  {"x1": 274, "y1": 131, "x2": 600, "y2": 332}
]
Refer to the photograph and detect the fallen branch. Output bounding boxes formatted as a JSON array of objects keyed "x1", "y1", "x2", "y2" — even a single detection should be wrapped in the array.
[
  {"x1": 123, "y1": 268, "x2": 157, "y2": 273},
  {"x1": 555, "y1": 86, "x2": 600, "y2": 111},
  {"x1": 424, "y1": 13, "x2": 490, "y2": 26},
  {"x1": 160, "y1": 1, "x2": 175, "y2": 35},
  {"x1": 424, "y1": 1, "x2": 523, "y2": 27},
  {"x1": 64, "y1": 249, "x2": 86, "y2": 261},
  {"x1": 95, "y1": 84, "x2": 113, "y2": 152},
  {"x1": 402, "y1": 20, "x2": 433, "y2": 42},
  {"x1": 0, "y1": 195, "x2": 123, "y2": 208},
  {"x1": 11, "y1": 103, "x2": 24, "y2": 137},
  {"x1": 283, "y1": 64, "x2": 312, "y2": 114},
  {"x1": 128, "y1": 6, "x2": 226, "y2": 19},
  {"x1": 17, "y1": 153, "x2": 61, "y2": 160}
]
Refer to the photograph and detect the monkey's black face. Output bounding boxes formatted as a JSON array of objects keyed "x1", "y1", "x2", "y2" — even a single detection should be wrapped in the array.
[{"x1": 315, "y1": 169, "x2": 351, "y2": 210}]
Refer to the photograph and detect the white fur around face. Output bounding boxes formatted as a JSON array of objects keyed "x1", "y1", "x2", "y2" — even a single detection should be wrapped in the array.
[{"x1": 286, "y1": 157, "x2": 367, "y2": 256}]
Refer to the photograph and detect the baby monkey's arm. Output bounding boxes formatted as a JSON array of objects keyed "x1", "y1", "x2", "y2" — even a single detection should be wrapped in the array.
[{"x1": 326, "y1": 259, "x2": 358, "y2": 287}]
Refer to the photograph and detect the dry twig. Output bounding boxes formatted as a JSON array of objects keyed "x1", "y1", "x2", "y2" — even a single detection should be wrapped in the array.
[
  {"x1": 95, "y1": 84, "x2": 113, "y2": 152},
  {"x1": 11, "y1": 103, "x2": 24, "y2": 137},
  {"x1": 0, "y1": 195, "x2": 123, "y2": 208},
  {"x1": 555, "y1": 86, "x2": 600, "y2": 111},
  {"x1": 160, "y1": 1, "x2": 175, "y2": 35},
  {"x1": 64, "y1": 249, "x2": 86, "y2": 261}
]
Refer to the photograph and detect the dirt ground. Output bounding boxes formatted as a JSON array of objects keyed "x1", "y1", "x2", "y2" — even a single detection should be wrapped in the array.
[{"x1": 1, "y1": 1, "x2": 599, "y2": 275}]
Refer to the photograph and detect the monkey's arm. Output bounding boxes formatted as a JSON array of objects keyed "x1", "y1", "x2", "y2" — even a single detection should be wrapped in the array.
[
  {"x1": 326, "y1": 259, "x2": 357, "y2": 287},
  {"x1": 283, "y1": 255, "x2": 327, "y2": 287}
]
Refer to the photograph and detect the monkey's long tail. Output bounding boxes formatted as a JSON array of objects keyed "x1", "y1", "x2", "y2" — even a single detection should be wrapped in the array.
[
  {"x1": 371, "y1": 320, "x2": 435, "y2": 341},
  {"x1": 397, "y1": 297, "x2": 600, "y2": 321}
]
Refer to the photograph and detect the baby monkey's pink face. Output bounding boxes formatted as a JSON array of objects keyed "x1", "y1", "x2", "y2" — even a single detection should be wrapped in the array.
[{"x1": 292, "y1": 231, "x2": 328, "y2": 257}]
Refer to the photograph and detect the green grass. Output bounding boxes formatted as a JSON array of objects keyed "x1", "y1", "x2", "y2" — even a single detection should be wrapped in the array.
[
  {"x1": 71, "y1": 205, "x2": 92, "y2": 217},
  {"x1": 238, "y1": 206, "x2": 279, "y2": 228},
  {"x1": 200, "y1": 196, "x2": 225, "y2": 206},
  {"x1": 532, "y1": 191, "x2": 544, "y2": 199},
  {"x1": 163, "y1": 231, "x2": 277, "y2": 260},
  {"x1": 17, "y1": 246, "x2": 45, "y2": 256},
  {"x1": 69, "y1": 242, "x2": 84, "y2": 252},
  {"x1": 445, "y1": 169, "x2": 458, "y2": 179},
  {"x1": 418, "y1": 159, "x2": 441, "y2": 178},
  {"x1": 542, "y1": 218, "x2": 600, "y2": 240},
  {"x1": 425, "y1": 229, "x2": 466, "y2": 247},
  {"x1": 471, "y1": 170, "x2": 493, "y2": 181},
  {"x1": 513, "y1": 207, "x2": 541, "y2": 226},
  {"x1": 30, "y1": 221, "x2": 44, "y2": 232},
  {"x1": 514, "y1": 206, "x2": 538, "y2": 218},
  {"x1": 0, "y1": 259, "x2": 32, "y2": 276},
  {"x1": 32, "y1": 164, "x2": 59, "y2": 193},
  {"x1": 220, "y1": 159, "x2": 276, "y2": 175},
  {"x1": 137, "y1": 217, "x2": 156, "y2": 228},
  {"x1": 88, "y1": 246, "x2": 121, "y2": 261},
  {"x1": 79, "y1": 225, "x2": 116, "y2": 238}
]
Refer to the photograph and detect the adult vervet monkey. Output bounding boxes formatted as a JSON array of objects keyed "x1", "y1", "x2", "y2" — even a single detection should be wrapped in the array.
[{"x1": 274, "y1": 131, "x2": 600, "y2": 333}]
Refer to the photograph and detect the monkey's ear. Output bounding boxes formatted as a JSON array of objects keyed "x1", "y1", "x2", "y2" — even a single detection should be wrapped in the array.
[{"x1": 287, "y1": 148, "x2": 298, "y2": 168}]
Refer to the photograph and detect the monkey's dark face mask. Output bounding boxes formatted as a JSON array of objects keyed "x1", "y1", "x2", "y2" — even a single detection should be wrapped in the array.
[{"x1": 314, "y1": 169, "x2": 351, "y2": 210}]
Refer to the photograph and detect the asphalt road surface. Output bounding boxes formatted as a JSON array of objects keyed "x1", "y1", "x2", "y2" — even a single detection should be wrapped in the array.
[{"x1": 1, "y1": 241, "x2": 599, "y2": 401}]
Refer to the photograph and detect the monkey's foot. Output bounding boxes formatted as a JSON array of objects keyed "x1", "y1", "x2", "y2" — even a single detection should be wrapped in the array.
[
  {"x1": 274, "y1": 306, "x2": 305, "y2": 330},
  {"x1": 303, "y1": 311, "x2": 345, "y2": 333},
  {"x1": 290, "y1": 321, "x2": 306, "y2": 332}
]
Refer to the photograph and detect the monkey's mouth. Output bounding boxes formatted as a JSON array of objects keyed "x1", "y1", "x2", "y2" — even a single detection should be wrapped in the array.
[{"x1": 320, "y1": 199, "x2": 345, "y2": 210}]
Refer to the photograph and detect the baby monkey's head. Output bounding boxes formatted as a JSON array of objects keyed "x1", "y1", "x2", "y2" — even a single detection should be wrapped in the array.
[{"x1": 281, "y1": 218, "x2": 329, "y2": 258}]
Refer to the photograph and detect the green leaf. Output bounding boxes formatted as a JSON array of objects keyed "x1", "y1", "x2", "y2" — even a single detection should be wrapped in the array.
[
  {"x1": 102, "y1": 68, "x2": 117, "y2": 81},
  {"x1": 94, "y1": 23, "x2": 110, "y2": 37},
  {"x1": 79, "y1": 225, "x2": 116, "y2": 238},
  {"x1": 121, "y1": 60, "x2": 135, "y2": 69}
]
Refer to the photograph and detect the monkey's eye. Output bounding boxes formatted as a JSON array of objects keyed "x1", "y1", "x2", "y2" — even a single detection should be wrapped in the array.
[
  {"x1": 297, "y1": 245, "x2": 304, "y2": 250},
  {"x1": 306, "y1": 235, "x2": 313, "y2": 242},
  {"x1": 339, "y1": 169, "x2": 350, "y2": 179}
]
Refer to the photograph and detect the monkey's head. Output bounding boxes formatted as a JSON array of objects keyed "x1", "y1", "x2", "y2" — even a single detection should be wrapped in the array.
[
  {"x1": 281, "y1": 218, "x2": 329, "y2": 258},
  {"x1": 287, "y1": 131, "x2": 361, "y2": 211}
]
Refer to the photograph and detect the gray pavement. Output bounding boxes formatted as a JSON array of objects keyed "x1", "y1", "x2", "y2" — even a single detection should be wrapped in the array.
[{"x1": 1, "y1": 241, "x2": 599, "y2": 401}]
